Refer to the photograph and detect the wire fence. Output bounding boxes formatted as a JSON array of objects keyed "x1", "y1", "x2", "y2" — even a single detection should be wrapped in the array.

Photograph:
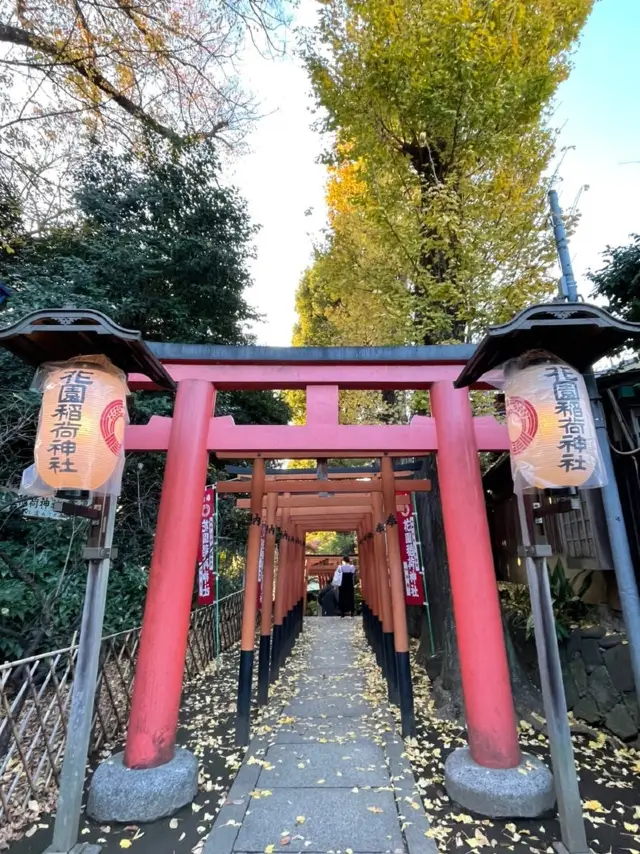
[{"x1": 0, "y1": 590, "x2": 244, "y2": 828}]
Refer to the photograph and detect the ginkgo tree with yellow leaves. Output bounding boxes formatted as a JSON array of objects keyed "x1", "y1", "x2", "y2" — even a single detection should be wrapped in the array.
[
  {"x1": 296, "y1": 0, "x2": 594, "y2": 712},
  {"x1": 300, "y1": 0, "x2": 593, "y2": 345}
]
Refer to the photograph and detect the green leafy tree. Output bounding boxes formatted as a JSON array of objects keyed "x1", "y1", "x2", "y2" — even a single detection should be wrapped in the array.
[
  {"x1": 1, "y1": 141, "x2": 258, "y2": 342},
  {"x1": 301, "y1": 0, "x2": 592, "y2": 344},
  {"x1": 0, "y1": 140, "x2": 289, "y2": 661},
  {"x1": 0, "y1": 179, "x2": 23, "y2": 256},
  {"x1": 589, "y1": 235, "x2": 640, "y2": 323},
  {"x1": 307, "y1": 531, "x2": 355, "y2": 556},
  {"x1": 295, "y1": 0, "x2": 592, "y2": 712}
]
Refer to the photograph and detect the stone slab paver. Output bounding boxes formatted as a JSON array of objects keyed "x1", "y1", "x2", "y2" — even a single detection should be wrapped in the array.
[
  {"x1": 274, "y1": 716, "x2": 382, "y2": 744},
  {"x1": 307, "y1": 656, "x2": 354, "y2": 664},
  {"x1": 257, "y1": 741, "x2": 389, "y2": 787},
  {"x1": 234, "y1": 788, "x2": 403, "y2": 852},
  {"x1": 204, "y1": 618, "x2": 437, "y2": 854},
  {"x1": 283, "y1": 697, "x2": 371, "y2": 718},
  {"x1": 294, "y1": 681, "x2": 367, "y2": 699},
  {"x1": 301, "y1": 671, "x2": 366, "y2": 686}
]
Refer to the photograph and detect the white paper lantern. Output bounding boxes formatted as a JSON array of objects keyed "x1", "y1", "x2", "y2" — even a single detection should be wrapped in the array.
[
  {"x1": 32, "y1": 355, "x2": 128, "y2": 494},
  {"x1": 504, "y1": 360, "x2": 604, "y2": 491}
]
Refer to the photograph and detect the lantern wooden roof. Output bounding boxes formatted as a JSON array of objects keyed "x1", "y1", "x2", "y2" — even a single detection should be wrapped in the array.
[
  {"x1": 455, "y1": 301, "x2": 640, "y2": 388},
  {"x1": 0, "y1": 308, "x2": 176, "y2": 391}
]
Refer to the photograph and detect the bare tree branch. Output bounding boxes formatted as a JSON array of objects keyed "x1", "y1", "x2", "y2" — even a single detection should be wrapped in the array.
[{"x1": 0, "y1": 22, "x2": 229, "y2": 142}]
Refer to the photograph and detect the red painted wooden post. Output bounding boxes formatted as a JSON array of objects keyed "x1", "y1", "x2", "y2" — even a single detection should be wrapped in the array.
[
  {"x1": 430, "y1": 380, "x2": 521, "y2": 770},
  {"x1": 380, "y1": 456, "x2": 416, "y2": 737},
  {"x1": 271, "y1": 507, "x2": 290, "y2": 682},
  {"x1": 298, "y1": 530, "x2": 307, "y2": 626},
  {"x1": 258, "y1": 493, "x2": 278, "y2": 705},
  {"x1": 235, "y1": 457, "x2": 266, "y2": 745},
  {"x1": 296, "y1": 534, "x2": 304, "y2": 612},
  {"x1": 124, "y1": 379, "x2": 214, "y2": 769},
  {"x1": 373, "y1": 492, "x2": 398, "y2": 705},
  {"x1": 359, "y1": 518, "x2": 376, "y2": 657},
  {"x1": 364, "y1": 518, "x2": 377, "y2": 613},
  {"x1": 359, "y1": 523, "x2": 371, "y2": 616}
]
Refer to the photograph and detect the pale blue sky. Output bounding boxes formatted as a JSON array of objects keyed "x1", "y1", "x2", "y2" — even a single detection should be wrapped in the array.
[
  {"x1": 554, "y1": 0, "x2": 640, "y2": 296},
  {"x1": 229, "y1": 0, "x2": 640, "y2": 345}
]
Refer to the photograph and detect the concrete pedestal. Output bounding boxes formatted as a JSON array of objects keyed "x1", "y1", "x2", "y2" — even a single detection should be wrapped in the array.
[
  {"x1": 87, "y1": 748, "x2": 198, "y2": 823},
  {"x1": 444, "y1": 747, "x2": 555, "y2": 818}
]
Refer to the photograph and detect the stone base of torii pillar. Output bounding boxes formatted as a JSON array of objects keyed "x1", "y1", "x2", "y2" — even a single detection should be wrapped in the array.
[
  {"x1": 87, "y1": 748, "x2": 198, "y2": 824},
  {"x1": 444, "y1": 747, "x2": 555, "y2": 818}
]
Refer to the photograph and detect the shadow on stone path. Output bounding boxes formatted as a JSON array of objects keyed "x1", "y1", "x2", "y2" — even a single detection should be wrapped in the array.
[{"x1": 205, "y1": 618, "x2": 437, "y2": 854}]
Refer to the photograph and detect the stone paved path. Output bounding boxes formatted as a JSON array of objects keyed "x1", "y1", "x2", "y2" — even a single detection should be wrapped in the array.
[{"x1": 205, "y1": 618, "x2": 436, "y2": 854}]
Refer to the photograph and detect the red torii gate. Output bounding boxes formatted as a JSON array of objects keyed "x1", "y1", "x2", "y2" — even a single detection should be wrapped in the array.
[
  {"x1": 230, "y1": 468, "x2": 431, "y2": 732},
  {"x1": 306, "y1": 555, "x2": 340, "y2": 590},
  {"x1": 121, "y1": 347, "x2": 519, "y2": 778}
]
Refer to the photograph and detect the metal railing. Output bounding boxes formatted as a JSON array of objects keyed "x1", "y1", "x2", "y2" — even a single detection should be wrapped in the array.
[{"x1": 0, "y1": 589, "x2": 244, "y2": 827}]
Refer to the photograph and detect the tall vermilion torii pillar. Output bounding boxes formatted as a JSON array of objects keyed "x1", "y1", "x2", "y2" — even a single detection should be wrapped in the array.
[
  {"x1": 123, "y1": 380, "x2": 214, "y2": 777},
  {"x1": 380, "y1": 456, "x2": 416, "y2": 738},
  {"x1": 236, "y1": 457, "x2": 266, "y2": 746},
  {"x1": 271, "y1": 506, "x2": 291, "y2": 684},
  {"x1": 430, "y1": 381, "x2": 521, "y2": 770},
  {"x1": 258, "y1": 492, "x2": 278, "y2": 706}
]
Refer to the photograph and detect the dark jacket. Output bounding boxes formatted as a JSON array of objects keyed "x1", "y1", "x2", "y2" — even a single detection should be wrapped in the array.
[{"x1": 318, "y1": 584, "x2": 339, "y2": 616}]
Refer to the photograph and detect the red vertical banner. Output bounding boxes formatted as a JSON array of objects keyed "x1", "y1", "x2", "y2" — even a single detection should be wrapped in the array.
[
  {"x1": 197, "y1": 486, "x2": 215, "y2": 605},
  {"x1": 256, "y1": 524, "x2": 267, "y2": 609},
  {"x1": 396, "y1": 493, "x2": 425, "y2": 605}
]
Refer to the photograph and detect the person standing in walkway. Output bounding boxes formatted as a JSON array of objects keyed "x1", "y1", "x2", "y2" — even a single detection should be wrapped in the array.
[
  {"x1": 332, "y1": 556, "x2": 356, "y2": 617},
  {"x1": 318, "y1": 583, "x2": 339, "y2": 616}
]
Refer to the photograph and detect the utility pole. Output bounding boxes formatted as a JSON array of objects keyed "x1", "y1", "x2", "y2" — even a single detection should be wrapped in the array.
[
  {"x1": 548, "y1": 190, "x2": 578, "y2": 302},
  {"x1": 547, "y1": 189, "x2": 640, "y2": 709}
]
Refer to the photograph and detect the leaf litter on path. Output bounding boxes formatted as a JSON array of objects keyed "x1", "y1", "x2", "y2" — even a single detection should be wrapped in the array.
[{"x1": 358, "y1": 629, "x2": 640, "y2": 853}]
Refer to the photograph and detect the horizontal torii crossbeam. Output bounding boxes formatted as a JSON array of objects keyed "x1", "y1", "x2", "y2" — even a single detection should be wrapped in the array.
[
  {"x1": 125, "y1": 385, "x2": 507, "y2": 456},
  {"x1": 219, "y1": 477, "x2": 430, "y2": 494},
  {"x1": 224, "y1": 462, "x2": 422, "y2": 478},
  {"x1": 234, "y1": 496, "x2": 415, "y2": 510}
]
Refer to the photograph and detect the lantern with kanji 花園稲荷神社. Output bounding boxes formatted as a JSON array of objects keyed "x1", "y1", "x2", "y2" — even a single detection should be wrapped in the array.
[
  {"x1": 504, "y1": 356, "x2": 605, "y2": 492},
  {"x1": 32, "y1": 355, "x2": 129, "y2": 495}
]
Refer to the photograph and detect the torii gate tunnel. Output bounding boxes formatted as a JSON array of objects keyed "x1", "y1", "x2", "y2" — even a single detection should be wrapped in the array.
[
  {"x1": 122, "y1": 344, "x2": 521, "y2": 773},
  {"x1": 229, "y1": 465, "x2": 429, "y2": 735}
]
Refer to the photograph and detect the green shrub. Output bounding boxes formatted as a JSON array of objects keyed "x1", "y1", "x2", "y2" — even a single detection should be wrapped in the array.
[{"x1": 499, "y1": 560, "x2": 593, "y2": 641}]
